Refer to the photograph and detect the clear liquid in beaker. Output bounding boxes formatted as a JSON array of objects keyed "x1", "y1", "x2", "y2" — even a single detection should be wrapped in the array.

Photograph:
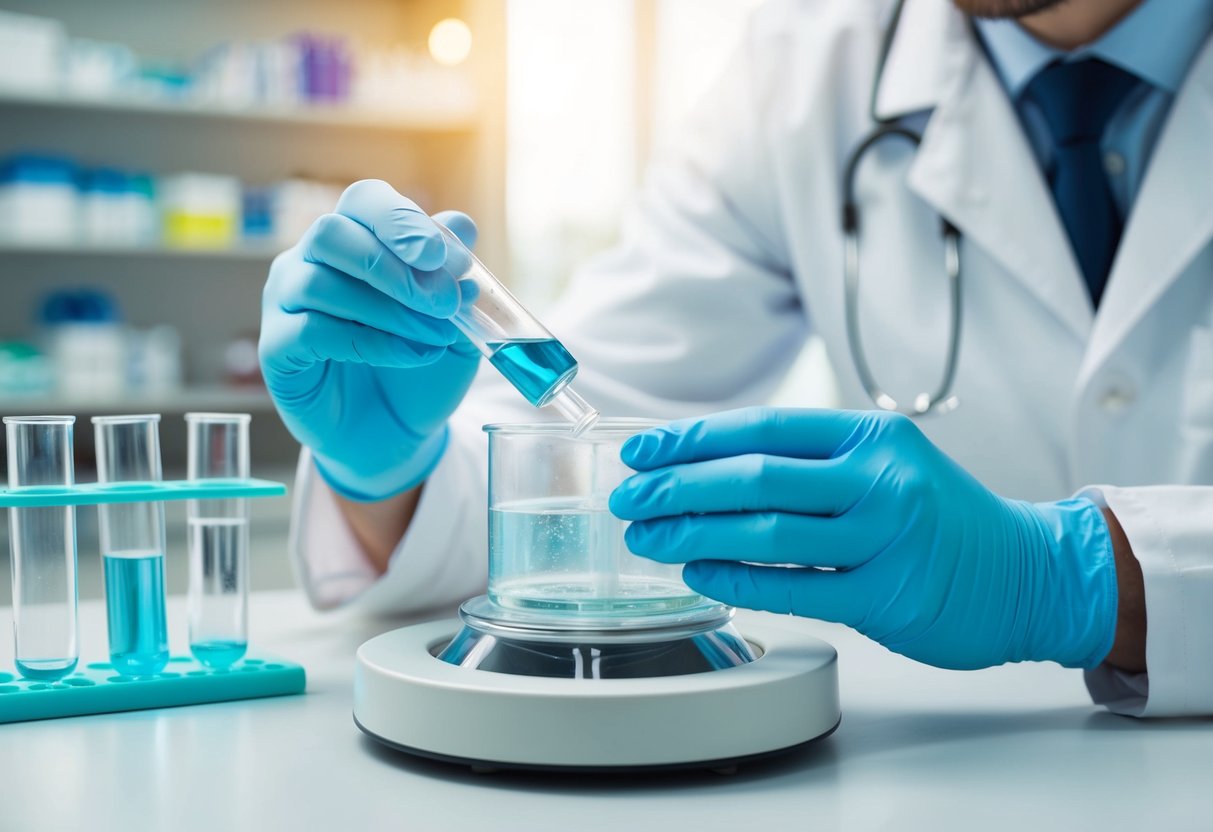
[
  {"x1": 188, "y1": 517, "x2": 248, "y2": 668},
  {"x1": 488, "y1": 498, "x2": 701, "y2": 615},
  {"x1": 103, "y1": 552, "x2": 169, "y2": 676},
  {"x1": 486, "y1": 338, "x2": 577, "y2": 407}
]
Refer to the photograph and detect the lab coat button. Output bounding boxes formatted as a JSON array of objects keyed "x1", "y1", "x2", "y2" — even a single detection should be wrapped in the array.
[
  {"x1": 1104, "y1": 151, "x2": 1126, "y2": 177},
  {"x1": 1099, "y1": 385, "x2": 1135, "y2": 412}
]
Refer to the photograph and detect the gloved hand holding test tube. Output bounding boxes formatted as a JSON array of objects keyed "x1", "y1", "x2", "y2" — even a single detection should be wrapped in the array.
[{"x1": 259, "y1": 180, "x2": 599, "y2": 503}]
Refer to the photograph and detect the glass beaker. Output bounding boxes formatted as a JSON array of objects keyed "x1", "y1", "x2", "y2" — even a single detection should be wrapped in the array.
[
  {"x1": 185, "y1": 412, "x2": 251, "y2": 668},
  {"x1": 93, "y1": 414, "x2": 169, "y2": 676},
  {"x1": 4, "y1": 416, "x2": 79, "y2": 680},
  {"x1": 485, "y1": 420, "x2": 703, "y2": 616}
]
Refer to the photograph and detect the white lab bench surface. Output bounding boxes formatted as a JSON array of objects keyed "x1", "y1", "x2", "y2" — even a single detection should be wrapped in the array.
[{"x1": 1, "y1": 590, "x2": 1210, "y2": 831}]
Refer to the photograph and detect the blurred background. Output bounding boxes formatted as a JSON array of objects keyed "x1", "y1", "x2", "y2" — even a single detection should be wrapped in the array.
[{"x1": 0, "y1": 0, "x2": 833, "y2": 601}]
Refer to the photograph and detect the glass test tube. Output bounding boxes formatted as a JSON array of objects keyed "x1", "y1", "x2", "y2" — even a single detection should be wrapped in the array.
[
  {"x1": 93, "y1": 414, "x2": 169, "y2": 676},
  {"x1": 185, "y1": 413, "x2": 250, "y2": 668},
  {"x1": 5, "y1": 416, "x2": 79, "y2": 680},
  {"x1": 436, "y1": 223, "x2": 599, "y2": 434}
]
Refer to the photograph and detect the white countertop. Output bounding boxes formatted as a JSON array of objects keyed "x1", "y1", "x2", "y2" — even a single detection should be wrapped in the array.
[{"x1": 1, "y1": 590, "x2": 1210, "y2": 831}]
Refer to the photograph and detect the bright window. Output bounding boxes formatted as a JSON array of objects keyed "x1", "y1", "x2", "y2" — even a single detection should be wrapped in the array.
[{"x1": 505, "y1": 0, "x2": 837, "y2": 405}]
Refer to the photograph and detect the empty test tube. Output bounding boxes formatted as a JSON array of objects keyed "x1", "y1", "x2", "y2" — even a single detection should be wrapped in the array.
[
  {"x1": 93, "y1": 414, "x2": 169, "y2": 676},
  {"x1": 5, "y1": 416, "x2": 79, "y2": 680},
  {"x1": 436, "y1": 223, "x2": 600, "y2": 435},
  {"x1": 185, "y1": 412, "x2": 251, "y2": 668}
]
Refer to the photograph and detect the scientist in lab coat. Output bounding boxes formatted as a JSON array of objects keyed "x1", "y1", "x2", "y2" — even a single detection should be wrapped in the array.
[{"x1": 259, "y1": 0, "x2": 1213, "y2": 717}]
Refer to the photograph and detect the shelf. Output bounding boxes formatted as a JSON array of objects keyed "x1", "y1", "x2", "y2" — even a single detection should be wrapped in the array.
[
  {"x1": 0, "y1": 240, "x2": 282, "y2": 261},
  {"x1": 0, "y1": 85, "x2": 477, "y2": 132},
  {"x1": 0, "y1": 386, "x2": 274, "y2": 414},
  {"x1": 0, "y1": 477, "x2": 286, "y2": 508}
]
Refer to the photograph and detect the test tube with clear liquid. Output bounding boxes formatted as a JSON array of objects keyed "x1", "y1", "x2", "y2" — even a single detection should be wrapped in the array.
[
  {"x1": 436, "y1": 223, "x2": 599, "y2": 434},
  {"x1": 185, "y1": 413, "x2": 250, "y2": 668},
  {"x1": 93, "y1": 414, "x2": 169, "y2": 676},
  {"x1": 5, "y1": 416, "x2": 79, "y2": 679}
]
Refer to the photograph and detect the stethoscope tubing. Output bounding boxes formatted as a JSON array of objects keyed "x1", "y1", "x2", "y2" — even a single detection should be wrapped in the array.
[{"x1": 840, "y1": 0, "x2": 964, "y2": 417}]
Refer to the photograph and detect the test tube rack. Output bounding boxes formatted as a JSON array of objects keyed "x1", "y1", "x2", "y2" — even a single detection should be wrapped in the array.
[{"x1": 0, "y1": 477, "x2": 307, "y2": 723}]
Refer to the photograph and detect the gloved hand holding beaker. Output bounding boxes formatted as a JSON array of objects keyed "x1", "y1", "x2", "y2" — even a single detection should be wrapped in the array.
[
  {"x1": 259, "y1": 179, "x2": 481, "y2": 501},
  {"x1": 610, "y1": 407, "x2": 1120, "y2": 671}
]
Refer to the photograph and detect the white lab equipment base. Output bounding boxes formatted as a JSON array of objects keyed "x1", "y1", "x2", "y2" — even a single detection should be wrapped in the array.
[{"x1": 353, "y1": 617, "x2": 840, "y2": 771}]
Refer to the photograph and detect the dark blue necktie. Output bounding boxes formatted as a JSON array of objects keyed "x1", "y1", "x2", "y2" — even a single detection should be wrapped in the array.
[{"x1": 1022, "y1": 59, "x2": 1140, "y2": 307}]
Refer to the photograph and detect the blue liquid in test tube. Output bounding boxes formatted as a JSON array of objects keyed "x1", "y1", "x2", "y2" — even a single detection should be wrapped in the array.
[
  {"x1": 17, "y1": 657, "x2": 78, "y2": 680},
  {"x1": 103, "y1": 553, "x2": 169, "y2": 676},
  {"x1": 93, "y1": 414, "x2": 170, "y2": 678},
  {"x1": 191, "y1": 640, "x2": 246, "y2": 667},
  {"x1": 437, "y1": 223, "x2": 598, "y2": 433},
  {"x1": 486, "y1": 339, "x2": 578, "y2": 407}
]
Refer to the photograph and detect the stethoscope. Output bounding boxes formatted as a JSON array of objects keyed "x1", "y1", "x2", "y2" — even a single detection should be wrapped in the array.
[{"x1": 841, "y1": 0, "x2": 962, "y2": 417}]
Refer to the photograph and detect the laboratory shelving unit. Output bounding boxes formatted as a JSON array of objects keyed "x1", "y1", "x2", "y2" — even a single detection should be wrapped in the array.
[
  {"x1": 0, "y1": 0, "x2": 509, "y2": 600},
  {"x1": 0, "y1": 86, "x2": 479, "y2": 132},
  {"x1": 0, "y1": 240, "x2": 284, "y2": 261}
]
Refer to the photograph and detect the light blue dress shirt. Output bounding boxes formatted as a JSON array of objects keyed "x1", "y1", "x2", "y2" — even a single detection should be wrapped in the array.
[{"x1": 976, "y1": 0, "x2": 1213, "y2": 220}]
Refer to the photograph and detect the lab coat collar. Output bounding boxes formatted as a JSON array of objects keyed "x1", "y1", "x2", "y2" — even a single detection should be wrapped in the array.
[
  {"x1": 1080, "y1": 33, "x2": 1213, "y2": 386},
  {"x1": 885, "y1": 0, "x2": 1095, "y2": 342},
  {"x1": 873, "y1": 0, "x2": 967, "y2": 121}
]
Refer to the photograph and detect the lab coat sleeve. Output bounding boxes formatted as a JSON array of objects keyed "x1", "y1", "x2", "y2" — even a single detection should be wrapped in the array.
[
  {"x1": 288, "y1": 443, "x2": 485, "y2": 616},
  {"x1": 1079, "y1": 485, "x2": 1213, "y2": 717},
  {"x1": 287, "y1": 7, "x2": 810, "y2": 615}
]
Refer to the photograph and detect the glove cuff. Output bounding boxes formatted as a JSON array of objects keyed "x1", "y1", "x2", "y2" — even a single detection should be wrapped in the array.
[
  {"x1": 311, "y1": 425, "x2": 449, "y2": 503},
  {"x1": 1024, "y1": 498, "x2": 1118, "y2": 670}
]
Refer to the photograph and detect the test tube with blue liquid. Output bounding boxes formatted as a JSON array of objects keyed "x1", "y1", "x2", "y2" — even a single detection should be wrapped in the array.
[
  {"x1": 93, "y1": 414, "x2": 169, "y2": 676},
  {"x1": 186, "y1": 412, "x2": 250, "y2": 668},
  {"x1": 5, "y1": 416, "x2": 79, "y2": 679},
  {"x1": 436, "y1": 223, "x2": 600, "y2": 434}
]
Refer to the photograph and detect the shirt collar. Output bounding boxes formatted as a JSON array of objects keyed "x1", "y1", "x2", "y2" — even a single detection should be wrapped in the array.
[{"x1": 976, "y1": 0, "x2": 1213, "y2": 98}]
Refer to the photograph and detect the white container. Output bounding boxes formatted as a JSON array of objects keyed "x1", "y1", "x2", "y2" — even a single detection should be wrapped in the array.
[
  {"x1": 0, "y1": 11, "x2": 65, "y2": 93},
  {"x1": 0, "y1": 174, "x2": 78, "y2": 245},
  {"x1": 128, "y1": 326, "x2": 183, "y2": 395},
  {"x1": 64, "y1": 38, "x2": 137, "y2": 99},
  {"x1": 270, "y1": 178, "x2": 343, "y2": 246},
  {"x1": 159, "y1": 173, "x2": 242, "y2": 217},
  {"x1": 80, "y1": 170, "x2": 132, "y2": 245},
  {"x1": 160, "y1": 173, "x2": 242, "y2": 248},
  {"x1": 127, "y1": 175, "x2": 158, "y2": 244},
  {"x1": 48, "y1": 324, "x2": 127, "y2": 399}
]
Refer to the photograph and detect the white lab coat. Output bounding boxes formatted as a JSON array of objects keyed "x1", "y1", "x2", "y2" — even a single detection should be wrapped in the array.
[{"x1": 290, "y1": 0, "x2": 1213, "y2": 717}]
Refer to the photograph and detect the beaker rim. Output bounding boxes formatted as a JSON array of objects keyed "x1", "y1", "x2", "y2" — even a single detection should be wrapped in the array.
[
  {"x1": 3, "y1": 415, "x2": 75, "y2": 425},
  {"x1": 90, "y1": 413, "x2": 162, "y2": 425},
  {"x1": 483, "y1": 418, "x2": 663, "y2": 435}
]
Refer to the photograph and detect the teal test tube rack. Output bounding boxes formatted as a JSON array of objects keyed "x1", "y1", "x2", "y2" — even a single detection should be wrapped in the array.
[{"x1": 0, "y1": 477, "x2": 306, "y2": 723}]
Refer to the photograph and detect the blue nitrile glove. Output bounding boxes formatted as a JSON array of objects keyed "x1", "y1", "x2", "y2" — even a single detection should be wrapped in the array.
[
  {"x1": 610, "y1": 407, "x2": 1118, "y2": 670},
  {"x1": 259, "y1": 179, "x2": 481, "y2": 501}
]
